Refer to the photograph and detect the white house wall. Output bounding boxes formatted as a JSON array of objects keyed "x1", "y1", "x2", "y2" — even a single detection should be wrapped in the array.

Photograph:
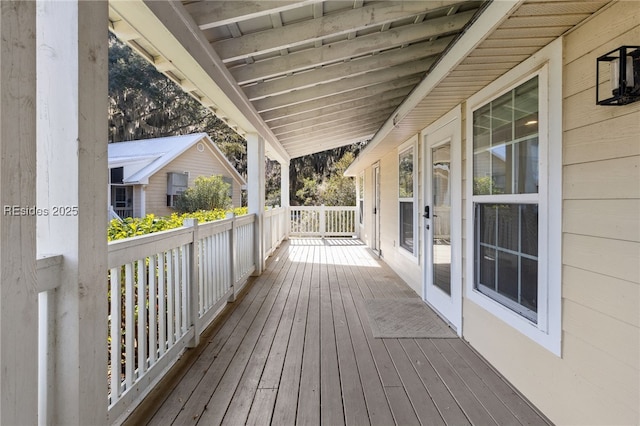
[
  {"x1": 463, "y1": 3, "x2": 639, "y2": 424},
  {"x1": 361, "y1": 141, "x2": 423, "y2": 297},
  {"x1": 146, "y1": 143, "x2": 243, "y2": 217},
  {"x1": 360, "y1": 2, "x2": 639, "y2": 424}
]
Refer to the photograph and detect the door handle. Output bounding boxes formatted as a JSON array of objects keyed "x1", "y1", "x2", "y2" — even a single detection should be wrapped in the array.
[{"x1": 423, "y1": 205, "x2": 430, "y2": 219}]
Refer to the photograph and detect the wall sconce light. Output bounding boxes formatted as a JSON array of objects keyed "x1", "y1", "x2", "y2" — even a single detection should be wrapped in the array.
[{"x1": 596, "y1": 46, "x2": 640, "y2": 106}]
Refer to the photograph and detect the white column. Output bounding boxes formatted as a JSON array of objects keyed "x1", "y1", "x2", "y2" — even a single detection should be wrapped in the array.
[
  {"x1": 36, "y1": 1, "x2": 108, "y2": 424},
  {"x1": 0, "y1": 2, "x2": 38, "y2": 425},
  {"x1": 246, "y1": 133, "x2": 265, "y2": 274},
  {"x1": 280, "y1": 161, "x2": 290, "y2": 238}
]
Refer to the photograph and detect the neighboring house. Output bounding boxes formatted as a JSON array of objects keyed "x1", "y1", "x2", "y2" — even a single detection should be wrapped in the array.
[
  {"x1": 108, "y1": 133, "x2": 246, "y2": 218},
  {"x1": 345, "y1": 3, "x2": 640, "y2": 424}
]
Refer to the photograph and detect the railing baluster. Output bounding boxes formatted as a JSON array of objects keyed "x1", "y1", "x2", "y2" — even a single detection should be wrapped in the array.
[
  {"x1": 158, "y1": 253, "x2": 166, "y2": 356},
  {"x1": 109, "y1": 267, "x2": 122, "y2": 401},
  {"x1": 181, "y1": 245, "x2": 188, "y2": 335},
  {"x1": 124, "y1": 262, "x2": 134, "y2": 390},
  {"x1": 166, "y1": 251, "x2": 174, "y2": 346},
  {"x1": 173, "y1": 248, "x2": 181, "y2": 339},
  {"x1": 137, "y1": 259, "x2": 147, "y2": 376},
  {"x1": 148, "y1": 255, "x2": 157, "y2": 364}
]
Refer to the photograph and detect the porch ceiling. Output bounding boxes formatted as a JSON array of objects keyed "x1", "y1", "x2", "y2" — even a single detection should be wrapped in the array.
[
  {"x1": 108, "y1": 0, "x2": 484, "y2": 161},
  {"x1": 108, "y1": 0, "x2": 610, "y2": 165}
]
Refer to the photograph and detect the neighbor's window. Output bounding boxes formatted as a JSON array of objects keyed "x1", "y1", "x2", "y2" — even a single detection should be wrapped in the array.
[
  {"x1": 398, "y1": 141, "x2": 416, "y2": 255},
  {"x1": 472, "y1": 76, "x2": 540, "y2": 322}
]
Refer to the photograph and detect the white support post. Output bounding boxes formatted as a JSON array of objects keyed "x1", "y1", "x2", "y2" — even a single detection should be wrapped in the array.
[
  {"x1": 36, "y1": 1, "x2": 108, "y2": 424},
  {"x1": 246, "y1": 133, "x2": 265, "y2": 275},
  {"x1": 0, "y1": 3, "x2": 38, "y2": 425},
  {"x1": 280, "y1": 161, "x2": 290, "y2": 239}
]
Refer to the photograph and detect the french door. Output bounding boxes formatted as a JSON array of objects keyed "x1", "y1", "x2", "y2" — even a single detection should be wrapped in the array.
[{"x1": 423, "y1": 109, "x2": 462, "y2": 334}]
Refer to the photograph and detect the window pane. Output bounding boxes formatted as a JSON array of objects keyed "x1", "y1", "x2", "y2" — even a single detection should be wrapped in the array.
[
  {"x1": 473, "y1": 76, "x2": 539, "y2": 195},
  {"x1": 497, "y1": 251, "x2": 518, "y2": 302},
  {"x1": 521, "y1": 257, "x2": 538, "y2": 311},
  {"x1": 399, "y1": 149, "x2": 413, "y2": 198},
  {"x1": 478, "y1": 246, "x2": 496, "y2": 289},
  {"x1": 399, "y1": 201, "x2": 413, "y2": 253},
  {"x1": 497, "y1": 205, "x2": 519, "y2": 252},
  {"x1": 478, "y1": 204, "x2": 496, "y2": 245},
  {"x1": 475, "y1": 203, "x2": 538, "y2": 321},
  {"x1": 521, "y1": 204, "x2": 538, "y2": 256}
]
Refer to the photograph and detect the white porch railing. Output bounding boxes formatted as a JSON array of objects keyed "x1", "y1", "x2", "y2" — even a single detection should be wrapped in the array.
[
  {"x1": 264, "y1": 206, "x2": 287, "y2": 258},
  {"x1": 106, "y1": 214, "x2": 256, "y2": 423},
  {"x1": 33, "y1": 208, "x2": 287, "y2": 424},
  {"x1": 290, "y1": 205, "x2": 358, "y2": 237}
]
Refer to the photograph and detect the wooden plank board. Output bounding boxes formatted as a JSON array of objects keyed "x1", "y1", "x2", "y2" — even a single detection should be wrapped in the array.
[
  {"x1": 198, "y1": 243, "x2": 291, "y2": 424},
  {"x1": 218, "y1": 245, "x2": 303, "y2": 425},
  {"x1": 257, "y1": 244, "x2": 310, "y2": 389},
  {"x1": 296, "y1": 246, "x2": 322, "y2": 425},
  {"x1": 431, "y1": 339, "x2": 524, "y2": 425},
  {"x1": 245, "y1": 389, "x2": 277, "y2": 426},
  {"x1": 384, "y1": 386, "x2": 420, "y2": 426},
  {"x1": 169, "y1": 243, "x2": 291, "y2": 424},
  {"x1": 319, "y1": 246, "x2": 346, "y2": 426},
  {"x1": 400, "y1": 339, "x2": 471, "y2": 426},
  {"x1": 271, "y1": 245, "x2": 314, "y2": 425},
  {"x1": 446, "y1": 339, "x2": 551, "y2": 425},
  {"x1": 416, "y1": 339, "x2": 498, "y2": 425},
  {"x1": 327, "y1": 245, "x2": 370, "y2": 426},
  {"x1": 384, "y1": 339, "x2": 446, "y2": 426},
  {"x1": 337, "y1": 251, "x2": 395, "y2": 425}
]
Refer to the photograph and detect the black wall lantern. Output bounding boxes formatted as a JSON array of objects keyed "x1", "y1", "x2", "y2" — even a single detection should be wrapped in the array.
[{"x1": 596, "y1": 46, "x2": 640, "y2": 106}]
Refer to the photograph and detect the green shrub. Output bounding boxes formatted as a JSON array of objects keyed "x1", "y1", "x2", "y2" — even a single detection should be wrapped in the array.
[
  {"x1": 108, "y1": 207, "x2": 248, "y2": 241},
  {"x1": 174, "y1": 174, "x2": 231, "y2": 213}
]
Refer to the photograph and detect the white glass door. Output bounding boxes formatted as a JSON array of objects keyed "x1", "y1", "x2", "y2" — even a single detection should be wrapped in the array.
[{"x1": 423, "y1": 111, "x2": 461, "y2": 334}]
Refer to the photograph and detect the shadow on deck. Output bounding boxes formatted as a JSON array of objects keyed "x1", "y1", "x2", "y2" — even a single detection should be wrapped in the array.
[{"x1": 124, "y1": 239, "x2": 551, "y2": 426}]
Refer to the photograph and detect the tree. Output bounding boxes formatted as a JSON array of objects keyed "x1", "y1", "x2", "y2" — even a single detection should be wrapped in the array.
[
  {"x1": 320, "y1": 152, "x2": 356, "y2": 206},
  {"x1": 174, "y1": 175, "x2": 231, "y2": 213}
]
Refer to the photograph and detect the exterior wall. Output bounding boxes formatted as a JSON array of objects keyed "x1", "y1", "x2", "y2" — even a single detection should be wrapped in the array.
[
  {"x1": 146, "y1": 143, "x2": 243, "y2": 217},
  {"x1": 462, "y1": 3, "x2": 639, "y2": 425},
  {"x1": 374, "y1": 141, "x2": 423, "y2": 296}
]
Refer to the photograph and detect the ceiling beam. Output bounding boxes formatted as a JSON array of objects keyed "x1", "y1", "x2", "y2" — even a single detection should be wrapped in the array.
[
  {"x1": 230, "y1": 9, "x2": 476, "y2": 84},
  {"x1": 269, "y1": 97, "x2": 404, "y2": 132},
  {"x1": 252, "y1": 62, "x2": 430, "y2": 112},
  {"x1": 213, "y1": 1, "x2": 460, "y2": 62},
  {"x1": 243, "y1": 36, "x2": 452, "y2": 100},
  {"x1": 184, "y1": 0, "x2": 322, "y2": 30},
  {"x1": 288, "y1": 134, "x2": 374, "y2": 158},
  {"x1": 279, "y1": 118, "x2": 385, "y2": 143},
  {"x1": 259, "y1": 78, "x2": 419, "y2": 121},
  {"x1": 273, "y1": 107, "x2": 396, "y2": 138}
]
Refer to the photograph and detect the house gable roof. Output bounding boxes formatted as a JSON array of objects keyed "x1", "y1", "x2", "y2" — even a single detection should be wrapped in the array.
[{"x1": 108, "y1": 133, "x2": 246, "y2": 186}]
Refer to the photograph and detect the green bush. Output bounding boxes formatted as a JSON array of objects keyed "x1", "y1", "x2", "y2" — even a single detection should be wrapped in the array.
[
  {"x1": 174, "y1": 174, "x2": 231, "y2": 213},
  {"x1": 108, "y1": 207, "x2": 248, "y2": 241}
]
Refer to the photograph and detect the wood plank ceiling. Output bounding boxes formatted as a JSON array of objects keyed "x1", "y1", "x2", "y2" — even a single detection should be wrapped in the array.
[
  {"x1": 111, "y1": 1, "x2": 485, "y2": 159},
  {"x1": 109, "y1": 0, "x2": 611, "y2": 163}
]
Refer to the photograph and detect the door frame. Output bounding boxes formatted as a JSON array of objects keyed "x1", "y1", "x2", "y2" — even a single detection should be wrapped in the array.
[
  {"x1": 421, "y1": 105, "x2": 462, "y2": 335},
  {"x1": 372, "y1": 162, "x2": 381, "y2": 255}
]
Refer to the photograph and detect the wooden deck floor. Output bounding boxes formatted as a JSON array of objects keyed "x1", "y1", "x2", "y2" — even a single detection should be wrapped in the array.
[{"x1": 126, "y1": 239, "x2": 551, "y2": 426}]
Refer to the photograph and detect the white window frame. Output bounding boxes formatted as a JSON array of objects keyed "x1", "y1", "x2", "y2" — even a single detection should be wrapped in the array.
[
  {"x1": 398, "y1": 136, "x2": 418, "y2": 259},
  {"x1": 465, "y1": 38, "x2": 562, "y2": 356}
]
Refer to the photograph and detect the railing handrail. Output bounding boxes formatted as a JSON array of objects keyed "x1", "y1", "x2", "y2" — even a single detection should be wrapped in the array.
[{"x1": 289, "y1": 205, "x2": 358, "y2": 238}]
